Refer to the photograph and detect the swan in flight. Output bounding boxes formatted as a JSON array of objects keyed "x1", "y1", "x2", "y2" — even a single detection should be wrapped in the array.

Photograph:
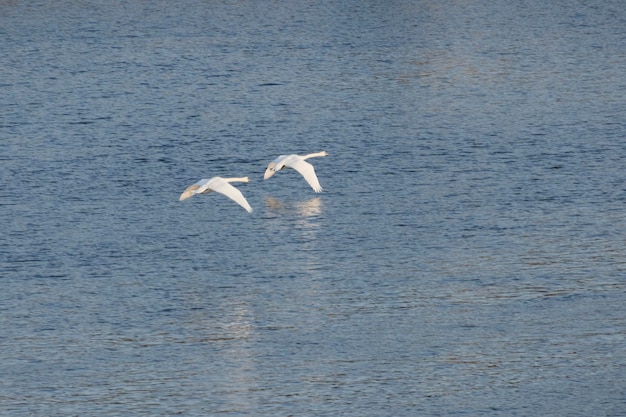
[
  {"x1": 179, "y1": 177, "x2": 253, "y2": 213},
  {"x1": 264, "y1": 151, "x2": 328, "y2": 193}
]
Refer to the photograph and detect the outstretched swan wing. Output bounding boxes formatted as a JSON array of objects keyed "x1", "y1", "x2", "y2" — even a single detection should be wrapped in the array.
[
  {"x1": 287, "y1": 158, "x2": 323, "y2": 193},
  {"x1": 207, "y1": 177, "x2": 253, "y2": 213}
]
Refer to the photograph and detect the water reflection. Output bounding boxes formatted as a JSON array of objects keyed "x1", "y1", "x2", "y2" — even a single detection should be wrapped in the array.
[
  {"x1": 294, "y1": 197, "x2": 322, "y2": 218},
  {"x1": 264, "y1": 196, "x2": 284, "y2": 211},
  {"x1": 213, "y1": 299, "x2": 260, "y2": 414},
  {"x1": 263, "y1": 196, "x2": 324, "y2": 274},
  {"x1": 182, "y1": 291, "x2": 261, "y2": 413},
  {"x1": 264, "y1": 196, "x2": 323, "y2": 220},
  {"x1": 264, "y1": 196, "x2": 323, "y2": 236}
]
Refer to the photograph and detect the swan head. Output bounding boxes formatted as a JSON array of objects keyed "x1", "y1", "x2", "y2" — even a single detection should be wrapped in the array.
[
  {"x1": 264, "y1": 163, "x2": 278, "y2": 180},
  {"x1": 179, "y1": 190, "x2": 193, "y2": 201},
  {"x1": 179, "y1": 183, "x2": 201, "y2": 201}
]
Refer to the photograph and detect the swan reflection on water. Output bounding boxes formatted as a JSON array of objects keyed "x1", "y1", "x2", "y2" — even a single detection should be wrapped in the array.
[
  {"x1": 264, "y1": 196, "x2": 323, "y2": 218},
  {"x1": 295, "y1": 197, "x2": 322, "y2": 217},
  {"x1": 264, "y1": 197, "x2": 324, "y2": 271}
]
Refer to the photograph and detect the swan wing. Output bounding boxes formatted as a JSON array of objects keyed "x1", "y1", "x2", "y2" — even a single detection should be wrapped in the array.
[
  {"x1": 286, "y1": 158, "x2": 323, "y2": 193},
  {"x1": 207, "y1": 177, "x2": 253, "y2": 213}
]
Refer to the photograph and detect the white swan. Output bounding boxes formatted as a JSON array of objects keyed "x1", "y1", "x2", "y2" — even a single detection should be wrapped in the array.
[
  {"x1": 264, "y1": 151, "x2": 328, "y2": 193},
  {"x1": 179, "y1": 177, "x2": 253, "y2": 213}
]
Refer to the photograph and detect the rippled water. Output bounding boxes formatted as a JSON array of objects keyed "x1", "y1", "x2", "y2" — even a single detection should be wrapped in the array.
[{"x1": 2, "y1": 0, "x2": 625, "y2": 415}]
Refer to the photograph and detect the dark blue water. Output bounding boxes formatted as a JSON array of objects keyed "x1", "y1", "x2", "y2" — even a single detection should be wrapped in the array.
[{"x1": 2, "y1": 0, "x2": 625, "y2": 415}]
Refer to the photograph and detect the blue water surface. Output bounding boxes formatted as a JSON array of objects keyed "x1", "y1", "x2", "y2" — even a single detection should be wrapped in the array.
[{"x1": 1, "y1": 1, "x2": 625, "y2": 415}]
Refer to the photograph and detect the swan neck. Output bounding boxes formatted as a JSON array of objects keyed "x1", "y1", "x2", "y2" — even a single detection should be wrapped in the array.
[
  {"x1": 303, "y1": 151, "x2": 326, "y2": 159},
  {"x1": 224, "y1": 177, "x2": 249, "y2": 183}
]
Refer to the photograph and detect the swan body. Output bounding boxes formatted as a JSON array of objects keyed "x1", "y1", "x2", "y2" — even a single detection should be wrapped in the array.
[
  {"x1": 179, "y1": 177, "x2": 252, "y2": 213},
  {"x1": 264, "y1": 151, "x2": 328, "y2": 192}
]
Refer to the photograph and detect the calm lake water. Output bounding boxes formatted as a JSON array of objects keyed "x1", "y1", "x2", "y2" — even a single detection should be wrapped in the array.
[{"x1": 2, "y1": 0, "x2": 625, "y2": 415}]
